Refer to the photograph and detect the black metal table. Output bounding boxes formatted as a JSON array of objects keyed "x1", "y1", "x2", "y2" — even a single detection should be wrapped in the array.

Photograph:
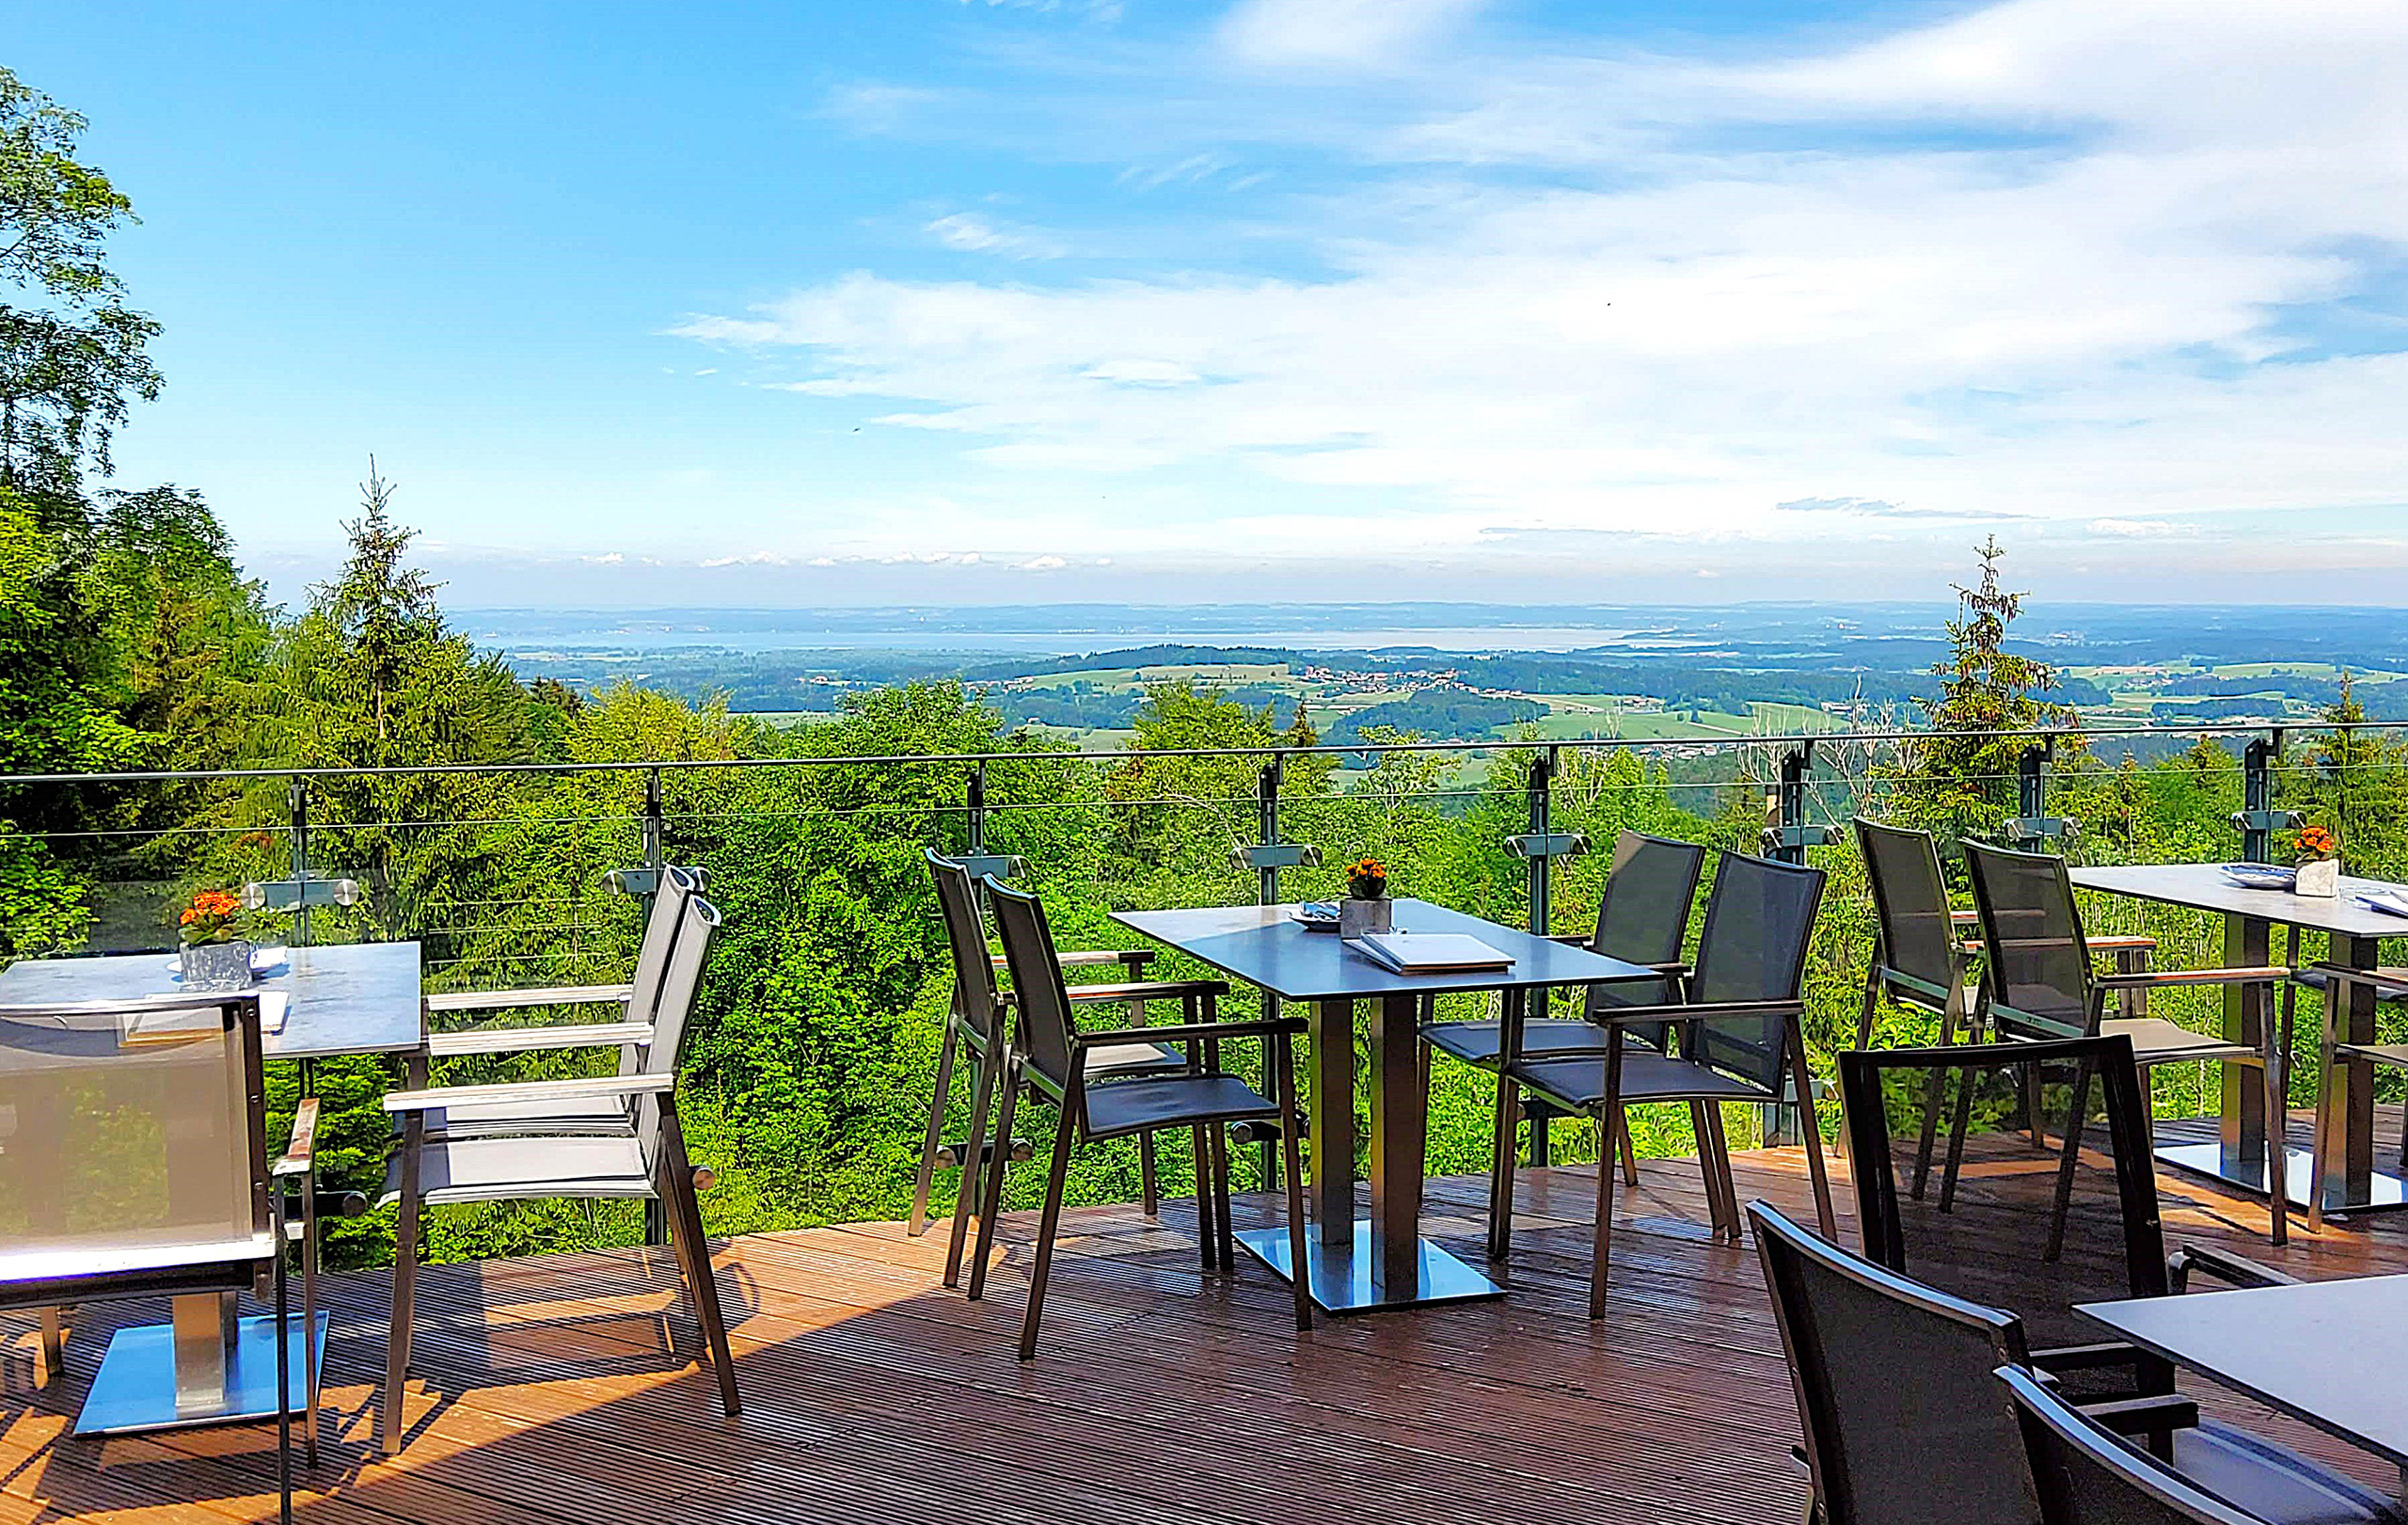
[
  {"x1": 0, "y1": 942, "x2": 424, "y2": 1434},
  {"x1": 2081, "y1": 1275, "x2": 2408, "y2": 1497},
  {"x1": 2069, "y1": 865, "x2": 2408, "y2": 1216},
  {"x1": 1109, "y1": 899, "x2": 1656, "y2": 1312}
]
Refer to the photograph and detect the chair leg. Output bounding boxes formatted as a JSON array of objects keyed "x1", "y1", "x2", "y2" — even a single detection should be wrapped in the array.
[
  {"x1": 2047, "y1": 1057, "x2": 2096, "y2": 1263},
  {"x1": 1275, "y1": 1040, "x2": 1311, "y2": 1332},
  {"x1": 1018, "y1": 1108, "x2": 1077, "y2": 1361},
  {"x1": 275, "y1": 1240, "x2": 293, "y2": 1525},
  {"x1": 1856, "y1": 974, "x2": 1880, "y2": 1052},
  {"x1": 1687, "y1": 1102, "x2": 1726, "y2": 1238},
  {"x1": 377, "y1": 1059, "x2": 425, "y2": 1457},
  {"x1": 943, "y1": 1036, "x2": 1002, "y2": 1289},
  {"x1": 969, "y1": 1064, "x2": 1021, "y2": 1303},
  {"x1": 1791, "y1": 1039, "x2": 1837, "y2": 1240},
  {"x1": 1191, "y1": 1124, "x2": 1218, "y2": 1272},
  {"x1": 909, "y1": 1024, "x2": 960, "y2": 1238},
  {"x1": 1488, "y1": 1072, "x2": 1521, "y2": 1261},
  {"x1": 2307, "y1": 1017, "x2": 2340, "y2": 1232},
  {"x1": 1703, "y1": 1103, "x2": 1742, "y2": 1241},
  {"x1": 37, "y1": 1306, "x2": 63, "y2": 1384},
  {"x1": 662, "y1": 1123, "x2": 740, "y2": 1416},
  {"x1": 1909, "y1": 1004, "x2": 1962, "y2": 1199},
  {"x1": 1208, "y1": 1121, "x2": 1237, "y2": 1275},
  {"x1": 1139, "y1": 1132, "x2": 1161, "y2": 1219},
  {"x1": 1619, "y1": 1107, "x2": 1640, "y2": 1185},
  {"x1": 1589, "y1": 1037, "x2": 1626, "y2": 1320}
]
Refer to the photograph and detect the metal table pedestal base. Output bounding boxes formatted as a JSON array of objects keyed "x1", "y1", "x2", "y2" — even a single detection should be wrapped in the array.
[
  {"x1": 75, "y1": 1311, "x2": 326, "y2": 1436},
  {"x1": 2155, "y1": 1140, "x2": 2408, "y2": 1219},
  {"x1": 1237, "y1": 1220, "x2": 1505, "y2": 1314}
]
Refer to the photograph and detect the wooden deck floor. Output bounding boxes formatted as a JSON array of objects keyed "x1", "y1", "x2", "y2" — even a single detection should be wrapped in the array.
[{"x1": 7, "y1": 1109, "x2": 2408, "y2": 1525}]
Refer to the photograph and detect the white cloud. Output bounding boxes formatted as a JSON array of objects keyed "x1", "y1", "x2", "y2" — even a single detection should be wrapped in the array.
[
  {"x1": 1220, "y1": 0, "x2": 1492, "y2": 69},
  {"x1": 2086, "y1": 517, "x2": 2197, "y2": 537},
  {"x1": 684, "y1": 0, "x2": 2408, "y2": 567},
  {"x1": 1020, "y1": 553, "x2": 1069, "y2": 570},
  {"x1": 581, "y1": 551, "x2": 625, "y2": 564},
  {"x1": 926, "y1": 213, "x2": 1069, "y2": 260}
]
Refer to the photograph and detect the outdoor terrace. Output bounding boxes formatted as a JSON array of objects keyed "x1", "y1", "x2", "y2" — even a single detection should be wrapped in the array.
[{"x1": 7, "y1": 1109, "x2": 2406, "y2": 1525}]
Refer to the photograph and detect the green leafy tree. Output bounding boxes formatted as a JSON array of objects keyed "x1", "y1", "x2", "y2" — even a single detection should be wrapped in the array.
[{"x1": 0, "y1": 67, "x2": 161, "y2": 506}]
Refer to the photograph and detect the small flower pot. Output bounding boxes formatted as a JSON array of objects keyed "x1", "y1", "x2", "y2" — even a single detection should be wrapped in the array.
[
  {"x1": 2295, "y1": 858, "x2": 2341, "y2": 898},
  {"x1": 1339, "y1": 897, "x2": 1393, "y2": 939},
  {"x1": 181, "y1": 938, "x2": 258, "y2": 991}
]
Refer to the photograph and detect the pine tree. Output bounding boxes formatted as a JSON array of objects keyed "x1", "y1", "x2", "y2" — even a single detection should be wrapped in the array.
[{"x1": 1889, "y1": 536, "x2": 2083, "y2": 840}]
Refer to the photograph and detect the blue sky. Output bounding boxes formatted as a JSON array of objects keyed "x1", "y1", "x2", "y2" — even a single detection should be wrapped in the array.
[{"x1": 10, "y1": 0, "x2": 2408, "y2": 609}]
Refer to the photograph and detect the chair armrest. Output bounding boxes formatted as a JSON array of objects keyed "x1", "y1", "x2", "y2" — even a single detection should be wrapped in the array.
[
  {"x1": 2167, "y1": 1243, "x2": 2298, "y2": 1293},
  {"x1": 2088, "y1": 936, "x2": 2158, "y2": 952},
  {"x1": 1951, "y1": 909, "x2": 1980, "y2": 925},
  {"x1": 424, "y1": 983, "x2": 635, "y2": 1013},
  {"x1": 1059, "y1": 979, "x2": 1228, "y2": 1004},
  {"x1": 994, "y1": 948, "x2": 1157, "y2": 973},
  {"x1": 2097, "y1": 966, "x2": 2289, "y2": 989},
  {"x1": 2079, "y1": 1394, "x2": 2200, "y2": 1437},
  {"x1": 2032, "y1": 1341, "x2": 2147, "y2": 1375},
  {"x1": 383, "y1": 1072, "x2": 673, "y2": 1113},
  {"x1": 1073, "y1": 1017, "x2": 1307, "y2": 1046},
  {"x1": 425, "y1": 1021, "x2": 653, "y2": 1057},
  {"x1": 273, "y1": 1097, "x2": 320, "y2": 1179}
]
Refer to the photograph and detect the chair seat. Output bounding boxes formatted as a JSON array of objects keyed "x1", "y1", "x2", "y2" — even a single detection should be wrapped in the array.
[
  {"x1": 2101, "y1": 1017, "x2": 2258, "y2": 1065},
  {"x1": 1085, "y1": 1040, "x2": 1187, "y2": 1075},
  {"x1": 1082, "y1": 1073, "x2": 1277, "y2": 1141},
  {"x1": 1512, "y1": 1051, "x2": 1772, "y2": 1110},
  {"x1": 2173, "y1": 1418, "x2": 2405, "y2": 1525},
  {"x1": 1421, "y1": 1018, "x2": 1643, "y2": 1069},
  {"x1": 381, "y1": 1134, "x2": 657, "y2": 1207},
  {"x1": 418, "y1": 1091, "x2": 636, "y2": 1139}
]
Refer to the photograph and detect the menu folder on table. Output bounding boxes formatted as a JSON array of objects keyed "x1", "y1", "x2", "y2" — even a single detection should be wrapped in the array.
[{"x1": 1348, "y1": 931, "x2": 1514, "y2": 974}]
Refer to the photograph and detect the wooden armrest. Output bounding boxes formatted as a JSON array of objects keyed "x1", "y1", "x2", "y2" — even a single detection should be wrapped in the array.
[
  {"x1": 273, "y1": 1097, "x2": 320, "y2": 1178},
  {"x1": 1074, "y1": 1017, "x2": 1306, "y2": 1046},
  {"x1": 425, "y1": 983, "x2": 635, "y2": 1013},
  {"x1": 2098, "y1": 966, "x2": 2288, "y2": 989},
  {"x1": 1059, "y1": 979, "x2": 1228, "y2": 1003},
  {"x1": 2167, "y1": 1243, "x2": 2297, "y2": 1293},
  {"x1": 425, "y1": 1021, "x2": 652, "y2": 1057},
  {"x1": 1951, "y1": 909, "x2": 1980, "y2": 926},
  {"x1": 384, "y1": 1072, "x2": 673, "y2": 1113},
  {"x1": 994, "y1": 948, "x2": 1157, "y2": 972},
  {"x1": 2088, "y1": 936, "x2": 2158, "y2": 952}
]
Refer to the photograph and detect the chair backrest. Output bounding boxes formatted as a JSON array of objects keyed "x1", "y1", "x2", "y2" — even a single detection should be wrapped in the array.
[
  {"x1": 1856, "y1": 818, "x2": 1961, "y2": 1007},
  {"x1": 1685, "y1": 850, "x2": 1827, "y2": 1091},
  {"x1": 635, "y1": 895, "x2": 721, "y2": 1171},
  {"x1": 1997, "y1": 1366, "x2": 2261, "y2": 1525},
  {"x1": 1750, "y1": 1201, "x2": 2042, "y2": 1525},
  {"x1": 985, "y1": 876, "x2": 1077, "y2": 1099},
  {"x1": 927, "y1": 850, "x2": 1004, "y2": 1042},
  {"x1": 1837, "y1": 1035, "x2": 2169, "y2": 1355},
  {"x1": 626, "y1": 866, "x2": 701, "y2": 1026},
  {"x1": 0, "y1": 995, "x2": 269, "y2": 1298},
  {"x1": 1962, "y1": 842, "x2": 2095, "y2": 1040},
  {"x1": 1586, "y1": 830, "x2": 1708, "y2": 1050}
]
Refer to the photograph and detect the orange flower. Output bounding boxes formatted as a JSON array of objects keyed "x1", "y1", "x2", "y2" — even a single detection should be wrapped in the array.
[{"x1": 2297, "y1": 824, "x2": 2338, "y2": 858}]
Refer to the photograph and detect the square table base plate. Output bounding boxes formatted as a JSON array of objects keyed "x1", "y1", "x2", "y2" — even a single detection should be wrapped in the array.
[
  {"x1": 75, "y1": 1311, "x2": 326, "y2": 1436},
  {"x1": 2155, "y1": 1140, "x2": 2408, "y2": 1217},
  {"x1": 1236, "y1": 1220, "x2": 1505, "y2": 1314}
]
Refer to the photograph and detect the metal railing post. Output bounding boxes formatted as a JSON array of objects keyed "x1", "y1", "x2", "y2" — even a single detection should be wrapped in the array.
[
  {"x1": 288, "y1": 778, "x2": 312, "y2": 948},
  {"x1": 2233, "y1": 731, "x2": 2295, "y2": 865},
  {"x1": 1256, "y1": 754, "x2": 1284, "y2": 1184},
  {"x1": 1524, "y1": 751, "x2": 1557, "y2": 1167},
  {"x1": 967, "y1": 761, "x2": 988, "y2": 861}
]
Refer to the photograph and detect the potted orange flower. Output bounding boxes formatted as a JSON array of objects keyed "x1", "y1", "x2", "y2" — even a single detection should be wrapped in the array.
[
  {"x1": 2293, "y1": 823, "x2": 2341, "y2": 898},
  {"x1": 1340, "y1": 857, "x2": 1393, "y2": 938},
  {"x1": 178, "y1": 886, "x2": 258, "y2": 989}
]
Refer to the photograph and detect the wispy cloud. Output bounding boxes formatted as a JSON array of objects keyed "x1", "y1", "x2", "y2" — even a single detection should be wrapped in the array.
[{"x1": 926, "y1": 213, "x2": 1069, "y2": 260}]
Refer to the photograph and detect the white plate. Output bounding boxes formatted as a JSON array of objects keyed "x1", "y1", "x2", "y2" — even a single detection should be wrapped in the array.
[{"x1": 2218, "y1": 863, "x2": 2297, "y2": 890}]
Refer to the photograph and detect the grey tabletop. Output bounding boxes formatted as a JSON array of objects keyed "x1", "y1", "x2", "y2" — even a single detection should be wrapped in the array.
[
  {"x1": 2069, "y1": 863, "x2": 2408, "y2": 940},
  {"x1": 1110, "y1": 898, "x2": 1658, "y2": 1002},
  {"x1": 0, "y1": 942, "x2": 425, "y2": 1060},
  {"x1": 2080, "y1": 1275, "x2": 2408, "y2": 1469}
]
